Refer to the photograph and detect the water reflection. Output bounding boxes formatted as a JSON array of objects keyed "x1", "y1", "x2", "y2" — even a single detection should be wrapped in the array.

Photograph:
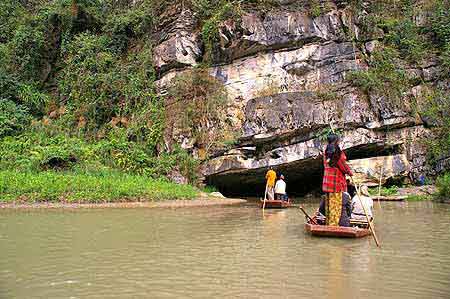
[{"x1": 0, "y1": 202, "x2": 449, "y2": 298}]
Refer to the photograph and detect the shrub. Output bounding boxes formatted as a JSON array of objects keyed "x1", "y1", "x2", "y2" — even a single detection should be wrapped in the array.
[
  {"x1": 194, "y1": 0, "x2": 240, "y2": 62},
  {"x1": 436, "y1": 173, "x2": 450, "y2": 200},
  {"x1": 103, "y1": 3, "x2": 154, "y2": 53},
  {"x1": 0, "y1": 130, "x2": 200, "y2": 183},
  {"x1": 306, "y1": 0, "x2": 333, "y2": 18},
  {"x1": 6, "y1": 23, "x2": 47, "y2": 82},
  {"x1": 167, "y1": 68, "x2": 233, "y2": 156},
  {"x1": 441, "y1": 45, "x2": 450, "y2": 76},
  {"x1": 58, "y1": 32, "x2": 161, "y2": 142},
  {"x1": 0, "y1": 69, "x2": 20, "y2": 101},
  {"x1": 420, "y1": 88, "x2": 450, "y2": 165},
  {"x1": 427, "y1": 0, "x2": 450, "y2": 48},
  {"x1": 0, "y1": 132, "x2": 88, "y2": 171},
  {"x1": 0, "y1": 1, "x2": 27, "y2": 43},
  {"x1": 0, "y1": 99, "x2": 31, "y2": 138},
  {"x1": 383, "y1": 19, "x2": 428, "y2": 63},
  {"x1": 347, "y1": 47, "x2": 411, "y2": 105}
]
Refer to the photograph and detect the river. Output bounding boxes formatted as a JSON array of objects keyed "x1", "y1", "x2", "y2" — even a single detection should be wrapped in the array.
[{"x1": 1, "y1": 201, "x2": 449, "y2": 298}]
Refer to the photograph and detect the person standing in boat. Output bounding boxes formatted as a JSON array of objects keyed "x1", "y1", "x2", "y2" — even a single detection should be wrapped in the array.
[
  {"x1": 265, "y1": 166, "x2": 276, "y2": 200},
  {"x1": 274, "y1": 174, "x2": 288, "y2": 201},
  {"x1": 351, "y1": 185, "x2": 374, "y2": 222},
  {"x1": 322, "y1": 133, "x2": 353, "y2": 226}
]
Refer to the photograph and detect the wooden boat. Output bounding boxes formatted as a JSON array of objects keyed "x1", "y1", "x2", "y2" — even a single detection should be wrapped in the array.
[
  {"x1": 304, "y1": 219, "x2": 371, "y2": 238},
  {"x1": 260, "y1": 199, "x2": 292, "y2": 209},
  {"x1": 372, "y1": 195, "x2": 407, "y2": 201}
]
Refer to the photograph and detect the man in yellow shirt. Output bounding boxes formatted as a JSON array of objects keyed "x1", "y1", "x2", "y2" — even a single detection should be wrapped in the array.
[{"x1": 265, "y1": 167, "x2": 276, "y2": 200}]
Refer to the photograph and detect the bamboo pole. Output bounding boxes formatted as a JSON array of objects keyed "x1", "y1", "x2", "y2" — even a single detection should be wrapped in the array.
[
  {"x1": 377, "y1": 165, "x2": 384, "y2": 209},
  {"x1": 351, "y1": 177, "x2": 381, "y2": 247},
  {"x1": 262, "y1": 183, "x2": 268, "y2": 211}
]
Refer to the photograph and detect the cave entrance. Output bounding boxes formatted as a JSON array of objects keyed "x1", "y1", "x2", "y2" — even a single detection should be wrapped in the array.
[
  {"x1": 206, "y1": 157, "x2": 324, "y2": 198},
  {"x1": 206, "y1": 142, "x2": 402, "y2": 198}
]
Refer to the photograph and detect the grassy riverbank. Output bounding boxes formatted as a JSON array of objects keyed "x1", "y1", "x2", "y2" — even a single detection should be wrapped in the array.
[{"x1": 0, "y1": 170, "x2": 199, "y2": 203}]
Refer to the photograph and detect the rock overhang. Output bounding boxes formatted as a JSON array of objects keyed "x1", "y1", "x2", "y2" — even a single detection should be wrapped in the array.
[{"x1": 203, "y1": 126, "x2": 425, "y2": 197}]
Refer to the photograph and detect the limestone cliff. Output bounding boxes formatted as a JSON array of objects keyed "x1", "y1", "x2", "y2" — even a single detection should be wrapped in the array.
[{"x1": 152, "y1": 1, "x2": 445, "y2": 196}]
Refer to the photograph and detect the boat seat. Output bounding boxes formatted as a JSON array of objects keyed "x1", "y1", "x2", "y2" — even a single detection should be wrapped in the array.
[{"x1": 350, "y1": 219, "x2": 369, "y2": 229}]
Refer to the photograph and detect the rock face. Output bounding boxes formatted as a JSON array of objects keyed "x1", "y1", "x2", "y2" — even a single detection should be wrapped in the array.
[
  {"x1": 152, "y1": 9, "x2": 202, "y2": 74},
  {"x1": 153, "y1": 4, "x2": 437, "y2": 196}
]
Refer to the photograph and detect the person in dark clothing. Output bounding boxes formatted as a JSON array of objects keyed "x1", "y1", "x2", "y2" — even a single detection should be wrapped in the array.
[
  {"x1": 346, "y1": 179, "x2": 356, "y2": 198},
  {"x1": 319, "y1": 192, "x2": 352, "y2": 227}
]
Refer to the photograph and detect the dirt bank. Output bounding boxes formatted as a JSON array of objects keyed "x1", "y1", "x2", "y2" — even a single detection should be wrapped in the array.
[{"x1": 0, "y1": 197, "x2": 247, "y2": 210}]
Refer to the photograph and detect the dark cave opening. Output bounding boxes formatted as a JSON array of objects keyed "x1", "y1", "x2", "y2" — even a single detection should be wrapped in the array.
[
  {"x1": 206, "y1": 142, "x2": 403, "y2": 199},
  {"x1": 207, "y1": 157, "x2": 323, "y2": 198}
]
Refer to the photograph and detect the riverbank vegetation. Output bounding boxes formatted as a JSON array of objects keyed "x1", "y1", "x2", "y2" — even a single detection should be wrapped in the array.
[
  {"x1": 436, "y1": 173, "x2": 450, "y2": 202},
  {"x1": 0, "y1": 170, "x2": 198, "y2": 203},
  {"x1": 0, "y1": 0, "x2": 200, "y2": 203}
]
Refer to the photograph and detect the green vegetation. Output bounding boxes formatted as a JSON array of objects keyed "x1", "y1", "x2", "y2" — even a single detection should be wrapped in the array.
[
  {"x1": 167, "y1": 68, "x2": 237, "y2": 158},
  {"x1": 406, "y1": 194, "x2": 432, "y2": 201},
  {"x1": 348, "y1": 1, "x2": 449, "y2": 92},
  {"x1": 0, "y1": 170, "x2": 198, "y2": 203},
  {"x1": 0, "y1": 132, "x2": 198, "y2": 178},
  {"x1": 347, "y1": 46, "x2": 413, "y2": 107},
  {"x1": 436, "y1": 173, "x2": 450, "y2": 201},
  {"x1": 194, "y1": 0, "x2": 241, "y2": 62},
  {"x1": 419, "y1": 87, "x2": 450, "y2": 165},
  {"x1": 0, "y1": 1, "x2": 205, "y2": 202},
  {"x1": 369, "y1": 185, "x2": 399, "y2": 196},
  {"x1": 347, "y1": 0, "x2": 450, "y2": 170},
  {"x1": 307, "y1": 0, "x2": 333, "y2": 18}
]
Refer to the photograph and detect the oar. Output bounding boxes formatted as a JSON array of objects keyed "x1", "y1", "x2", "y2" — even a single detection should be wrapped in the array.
[
  {"x1": 351, "y1": 177, "x2": 381, "y2": 247},
  {"x1": 299, "y1": 206, "x2": 317, "y2": 225},
  {"x1": 262, "y1": 183, "x2": 268, "y2": 211}
]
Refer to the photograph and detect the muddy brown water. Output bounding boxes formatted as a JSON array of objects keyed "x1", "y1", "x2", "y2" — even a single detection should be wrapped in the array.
[{"x1": 0, "y1": 201, "x2": 449, "y2": 298}]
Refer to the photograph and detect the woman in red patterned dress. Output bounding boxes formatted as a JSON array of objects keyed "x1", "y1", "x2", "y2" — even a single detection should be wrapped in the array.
[{"x1": 322, "y1": 134, "x2": 353, "y2": 226}]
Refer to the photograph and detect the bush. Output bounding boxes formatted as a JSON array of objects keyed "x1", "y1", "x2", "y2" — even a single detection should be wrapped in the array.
[
  {"x1": 0, "y1": 1, "x2": 27, "y2": 43},
  {"x1": 5, "y1": 22, "x2": 47, "y2": 83},
  {"x1": 347, "y1": 47, "x2": 411, "y2": 105},
  {"x1": 420, "y1": 87, "x2": 450, "y2": 165},
  {"x1": 0, "y1": 132, "x2": 88, "y2": 171},
  {"x1": 0, "y1": 99, "x2": 31, "y2": 138},
  {"x1": 103, "y1": 3, "x2": 154, "y2": 53},
  {"x1": 167, "y1": 68, "x2": 235, "y2": 156},
  {"x1": 427, "y1": 0, "x2": 450, "y2": 48},
  {"x1": 0, "y1": 130, "x2": 199, "y2": 183},
  {"x1": 0, "y1": 69, "x2": 20, "y2": 102},
  {"x1": 58, "y1": 32, "x2": 161, "y2": 143},
  {"x1": 436, "y1": 173, "x2": 450, "y2": 200},
  {"x1": 194, "y1": 0, "x2": 240, "y2": 62},
  {"x1": 384, "y1": 19, "x2": 429, "y2": 63}
]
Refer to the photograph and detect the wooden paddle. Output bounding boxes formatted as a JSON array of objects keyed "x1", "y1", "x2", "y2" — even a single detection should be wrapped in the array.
[
  {"x1": 351, "y1": 177, "x2": 381, "y2": 247},
  {"x1": 299, "y1": 206, "x2": 317, "y2": 225}
]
